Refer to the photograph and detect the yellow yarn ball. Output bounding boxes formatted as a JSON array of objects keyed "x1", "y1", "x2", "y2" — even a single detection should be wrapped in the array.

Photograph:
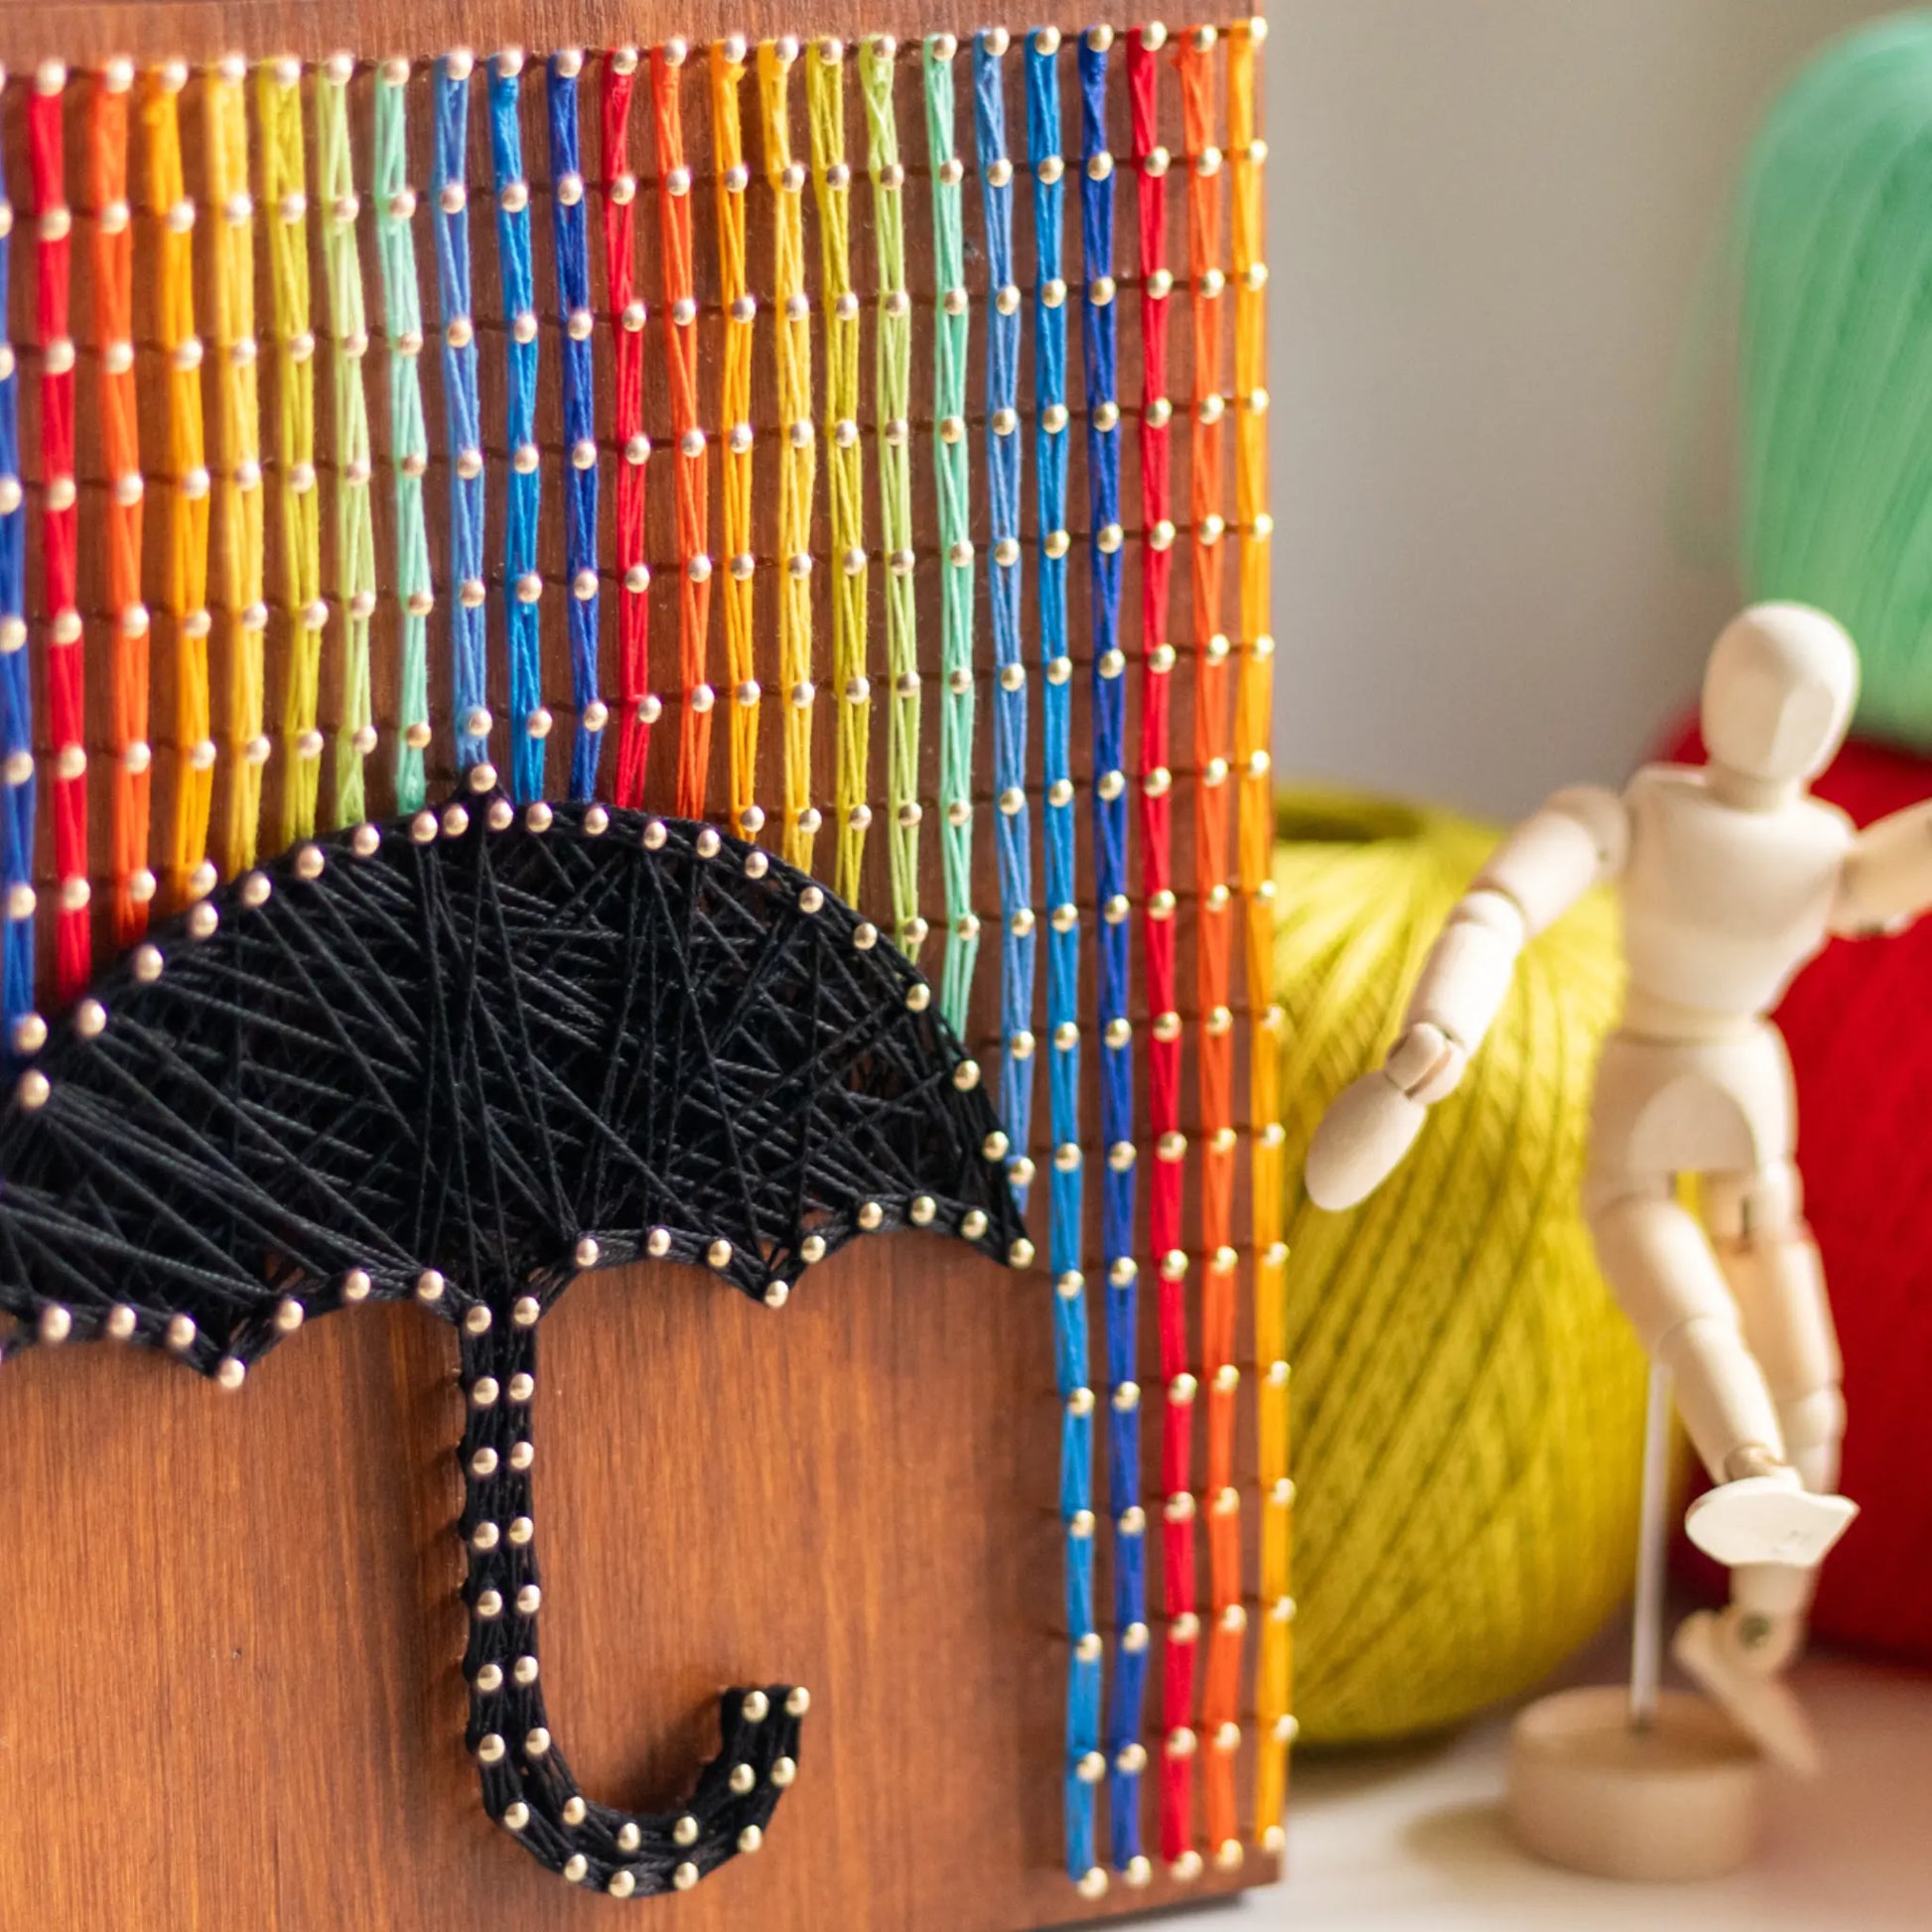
[{"x1": 1274, "y1": 792, "x2": 1647, "y2": 1745}]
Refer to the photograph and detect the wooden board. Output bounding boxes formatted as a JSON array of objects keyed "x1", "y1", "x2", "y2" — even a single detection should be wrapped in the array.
[{"x1": 0, "y1": 1239, "x2": 1275, "y2": 1928}]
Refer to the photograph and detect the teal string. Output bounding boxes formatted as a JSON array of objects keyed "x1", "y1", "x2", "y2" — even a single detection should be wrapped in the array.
[
  {"x1": 925, "y1": 40, "x2": 978, "y2": 1034},
  {"x1": 374, "y1": 69, "x2": 432, "y2": 813}
]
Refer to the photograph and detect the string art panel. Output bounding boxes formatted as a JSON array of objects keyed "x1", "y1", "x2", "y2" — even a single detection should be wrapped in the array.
[{"x1": 0, "y1": 12, "x2": 1284, "y2": 1927}]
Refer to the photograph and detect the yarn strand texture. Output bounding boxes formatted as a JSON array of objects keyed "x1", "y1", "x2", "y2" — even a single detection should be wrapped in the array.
[
  {"x1": 491, "y1": 51, "x2": 545, "y2": 805},
  {"x1": 430, "y1": 53, "x2": 489, "y2": 786},
  {"x1": 1026, "y1": 31, "x2": 1098, "y2": 1890},
  {"x1": 1078, "y1": 29, "x2": 1146, "y2": 1880},
  {"x1": 1229, "y1": 17, "x2": 1292, "y2": 1849},
  {"x1": 0, "y1": 91, "x2": 30, "y2": 1038},
  {"x1": 655, "y1": 44, "x2": 712, "y2": 821},
  {"x1": 91, "y1": 62, "x2": 149, "y2": 944},
  {"x1": 761, "y1": 40, "x2": 817, "y2": 874},
  {"x1": 373, "y1": 61, "x2": 432, "y2": 814},
  {"x1": 972, "y1": 31, "x2": 1035, "y2": 1208},
  {"x1": 261, "y1": 61, "x2": 323, "y2": 849},
  {"x1": 31, "y1": 66, "x2": 87, "y2": 1001},
  {"x1": 861, "y1": 38, "x2": 921, "y2": 959},
  {"x1": 927, "y1": 37, "x2": 978, "y2": 1035},
  {"x1": 547, "y1": 52, "x2": 604, "y2": 803},
  {"x1": 711, "y1": 40, "x2": 759, "y2": 841},
  {"x1": 811, "y1": 40, "x2": 871, "y2": 903},
  {"x1": 317, "y1": 56, "x2": 376, "y2": 829},
  {"x1": 146, "y1": 67, "x2": 211, "y2": 906},
  {"x1": 602, "y1": 50, "x2": 655, "y2": 808}
]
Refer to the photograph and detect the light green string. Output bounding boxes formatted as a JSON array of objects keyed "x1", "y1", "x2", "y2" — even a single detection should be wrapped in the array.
[
  {"x1": 316, "y1": 62, "x2": 374, "y2": 826},
  {"x1": 373, "y1": 66, "x2": 433, "y2": 812},
  {"x1": 862, "y1": 39, "x2": 921, "y2": 961},
  {"x1": 925, "y1": 38, "x2": 977, "y2": 1031}
]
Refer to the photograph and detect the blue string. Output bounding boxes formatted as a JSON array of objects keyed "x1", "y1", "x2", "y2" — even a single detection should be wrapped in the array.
[
  {"x1": 1079, "y1": 31, "x2": 1143, "y2": 1875},
  {"x1": 974, "y1": 38, "x2": 1035, "y2": 1215},
  {"x1": 1029, "y1": 31, "x2": 1097, "y2": 1886},
  {"x1": 431, "y1": 59, "x2": 488, "y2": 781},
  {"x1": 490, "y1": 58, "x2": 544, "y2": 805},
  {"x1": 546, "y1": 59, "x2": 602, "y2": 804},
  {"x1": 0, "y1": 157, "x2": 30, "y2": 1047}
]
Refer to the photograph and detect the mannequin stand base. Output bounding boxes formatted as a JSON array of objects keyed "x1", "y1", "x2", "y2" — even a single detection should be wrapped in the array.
[{"x1": 1506, "y1": 1686, "x2": 1762, "y2": 1880}]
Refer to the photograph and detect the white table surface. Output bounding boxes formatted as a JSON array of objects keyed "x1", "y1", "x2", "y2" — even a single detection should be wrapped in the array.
[{"x1": 1149, "y1": 1646, "x2": 1932, "y2": 1931}]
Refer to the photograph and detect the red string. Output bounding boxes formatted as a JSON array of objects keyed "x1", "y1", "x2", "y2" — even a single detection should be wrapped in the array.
[
  {"x1": 30, "y1": 74, "x2": 87, "y2": 1003},
  {"x1": 603, "y1": 55, "x2": 653, "y2": 810},
  {"x1": 653, "y1": 49, "x2": 711, "y2": 820},
  {"x1": 1134, "y1": 27, "x2": 1197, "y2": 1867}
]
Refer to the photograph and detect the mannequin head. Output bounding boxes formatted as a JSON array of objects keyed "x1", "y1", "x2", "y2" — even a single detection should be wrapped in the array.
[{"x1": 1701, "y1": 603, "x2": 1859, "y2": 794}]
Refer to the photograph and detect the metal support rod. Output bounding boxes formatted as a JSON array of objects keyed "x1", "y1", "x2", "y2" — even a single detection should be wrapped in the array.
[{"x1": 1628, "y1": 1360, "x2": 1674, "y2": 1731}]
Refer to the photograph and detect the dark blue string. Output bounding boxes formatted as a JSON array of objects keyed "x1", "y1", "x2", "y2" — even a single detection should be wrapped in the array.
[
  {"x1": 432, "y1": 60, "x2": 488, "y2": 781},
  {"x1": 974, "y1": 39, "x2": 1035, "y2": 1215},
  {"x1": 1029, "y1": 31, "x2": 1096, "y2": 1885},
  {"x1": 490, "y1": 59, "x2": 543, "y2": 805},
  {"x1": 0, "y1": 163, "x2": 30, "y2": 1046},
  {"x1": 546, "y1": 59, "x2": 602, "y2": 803},
  {"x1": 1079, "y1": 32, "x2": 1143, "y2": 1874}
]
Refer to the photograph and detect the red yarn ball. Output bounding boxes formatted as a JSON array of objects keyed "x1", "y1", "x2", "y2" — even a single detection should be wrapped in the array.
[{"x1": 1665, "y1": 720, "x2": 1932, "y2": 1662}]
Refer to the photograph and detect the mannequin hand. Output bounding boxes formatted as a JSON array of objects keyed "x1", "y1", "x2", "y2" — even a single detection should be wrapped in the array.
[{"x1": 1305, "y1": 1024, "x2": 1464, "y2": 1210}]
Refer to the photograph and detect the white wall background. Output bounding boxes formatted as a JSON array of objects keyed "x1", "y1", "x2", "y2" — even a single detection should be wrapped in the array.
[{"x1": 1269, "y1": 0, "x2": 1891, "y2": 822}]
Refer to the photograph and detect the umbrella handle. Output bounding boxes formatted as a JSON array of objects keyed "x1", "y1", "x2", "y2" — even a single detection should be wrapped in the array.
[{"x1": 456, "y1": 1321, "x2": 802, "y2": 1895}]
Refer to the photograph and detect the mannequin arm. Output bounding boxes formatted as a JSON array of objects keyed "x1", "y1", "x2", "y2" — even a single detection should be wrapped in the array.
[
  {"x1": 1832, "y1": 797, "x2": 1932, "y2": 935},
  {"x1": 1306, "y1": 784, "x2": 1629, "y2": 1210}
]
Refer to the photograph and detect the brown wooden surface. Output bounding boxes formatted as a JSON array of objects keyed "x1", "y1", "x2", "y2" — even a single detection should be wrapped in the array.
[{"x1": 1, "y1": 1240, "x2": 1275, "y2": 1930}]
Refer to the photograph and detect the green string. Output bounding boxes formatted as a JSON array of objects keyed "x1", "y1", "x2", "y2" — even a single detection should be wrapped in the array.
[
  {"x1": 1724, "y1": 14, "x2": 1932, "y2": 747},
  {"x1": 374, "y1": 67, "x2": 433, "y2": 813},
  {"x1": 925, "y1": 38, "x2": 977, "y2": 1032},
  {"x1": 862, "y1": 40, "x2": 921, "y2": 961},
  {"x1": 316, "y1": 66, "x2": 375, "y2": 827}
]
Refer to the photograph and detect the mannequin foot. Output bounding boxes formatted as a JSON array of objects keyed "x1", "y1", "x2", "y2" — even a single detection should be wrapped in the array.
[
  {"x1": 1684, "y1": 1475, "x2": 1857, "y2": 1569},
  {"x1": 1673, "y1": 1608, "x2": 1820, "y2": 1776}
]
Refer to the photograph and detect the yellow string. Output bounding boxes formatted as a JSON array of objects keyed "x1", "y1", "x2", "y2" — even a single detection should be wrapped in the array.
[
  {"x1": 261, "y1": 60, "x2": 322, "y2": 848},
  {"x1": 1229, "y1": 18, "x2": 1292, "y2": 1848},
  {"x1": 809, "y1": 39, "x2": 869, "y2": 903},
  {"x1": 145, "y1": 67, "x2": 212, "y2": 903},
  {"x1": 207, "y1": 58, "x2": 265, "y2": 878},
  {"x1": 760, "y1": 40, "x2": 817, "y2": 876},
  {"x1": 712, "y1": 41, "x2": 759, "y2": 842},
  {"x1": 317, "y1": 56, "x2": 375, "y2": 829}
]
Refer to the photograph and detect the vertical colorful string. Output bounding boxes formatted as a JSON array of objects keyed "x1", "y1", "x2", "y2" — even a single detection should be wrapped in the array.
[
  {"x1": 318, "y1": 53, "x2": 377, "y2": 828},
  {"x1": 1078, "y1": 24, "x2": 1148, "y2": 1885},
  {"x1": 1128, "y1": 20, "x2": 1198, "y2": 1879},
  {"x1": 926, "y1": 35, "x2": 978, "y2": 1035},
  {"x1": 261, "y1": 58, "x2": 324, "y2": 849},
  {"x1": 374, "y1": 58, "x2": 434, "y2": 814},
  {"x1": 1229, "y1": 17, "x2": 1292, "y2": 1853},
  {"x1": 810, "y1": 38, "x2": 871, "y2": 903},
  {"x1": 655, "y1": 40, "x2": 713, "y2": 821},
  {"x1": 148, "y1": 65, "x2": 214, "y2": 905},
  {"x1": 711, "y1": 36, "x2": 760, "y2": 840},
  {"x1": 92, "y1": 59, "x2": 152, "y2": 943},
  {"x1": 1177, "y1": 26, "x2": 1243, "y2": 1871},
  {"x1": 860, "y1": 37, "x2": 922, "y2": 958},
  {"x1": 602, "y1": 50, "x2": 657, "y2": 809},
  {"x1": 432, "y1": 51, "x2": 490, "y2": 786},
  {"x1": 760, "y1": 38, "x2": 818, "y2": 874},
  {"x1": 0, "y1": 74, "x2": 32, "y2": 1042},
  {"x1": 208, "y1": 55, "x2": 267, "y2": 878},
  {"x1": 548, "y1": 49, "x2": 606, "y2": 802},
  {"x1": 30, "y1": 63, "x2": 87, "y2": 1000},
  {"x1": 1026, "y1": 30, "x2": 1102, "y2": 1900},
  {"x1": 491, "y1": 49, "x2": 546, "y2": 804},
  {"x1": 972, "y1": 31, "x2": 1036, "y2": 1205}
]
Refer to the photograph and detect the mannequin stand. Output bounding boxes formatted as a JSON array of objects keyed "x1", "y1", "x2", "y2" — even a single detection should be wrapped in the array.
[{"x1": 1506, "y1": 1366, "x2": 1764, "y2": 1880}]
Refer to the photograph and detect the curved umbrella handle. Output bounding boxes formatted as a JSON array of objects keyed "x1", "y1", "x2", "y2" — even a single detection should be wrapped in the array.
[{"x1": 458, "y1": 1323, "x2": 803, "y2": 1896}]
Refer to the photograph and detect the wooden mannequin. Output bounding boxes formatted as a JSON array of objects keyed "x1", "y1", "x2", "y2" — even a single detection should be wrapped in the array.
[{"x1": 1308, "y1": 604, "x2": 1931, "y2": 1818}]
